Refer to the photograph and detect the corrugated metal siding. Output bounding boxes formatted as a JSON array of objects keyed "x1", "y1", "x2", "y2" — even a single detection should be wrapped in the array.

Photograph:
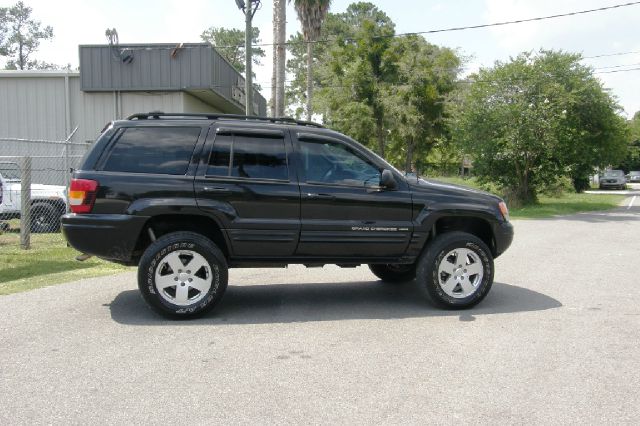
[
  {"x1": 69, "y1": 77, "x2": 116, "y2": 142},
  {"x1": 79, "y1": 44, "x2": 266, "y2": 115},
  {"x1": 80, "y1": 44, "x2": 214, "y2": 91},
  {"x1": 0, "y1": 76, "x2": 68, "y2": 140},
  {"x1": 182, "y1": 93, "x2": 222, "y2": 113},
  {"x1": 119, "y1": 92, "x2": 184, "y2": 119}
]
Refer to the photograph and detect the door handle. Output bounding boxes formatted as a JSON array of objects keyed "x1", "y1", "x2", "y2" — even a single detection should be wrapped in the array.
[
  {"x1": 203, "y1": 186, "x2": 231, "y2": 194},
  {"x1": 306, "y1": 193, "x2": 336, "y2": 201}
]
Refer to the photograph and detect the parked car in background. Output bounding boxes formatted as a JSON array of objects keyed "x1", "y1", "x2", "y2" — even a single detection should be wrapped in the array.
[
  {"x1": 0, "y1": 162, "x2": 67, "y2": 233},
  {"x1": 628, "y1": 171, "x2": 640, "y2": 183},
  {"x1": 599, "y1": 170, "x2": 627, "y2": 190}
]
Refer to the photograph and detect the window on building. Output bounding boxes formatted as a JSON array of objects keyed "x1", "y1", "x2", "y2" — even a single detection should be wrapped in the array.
[{"x1": 102, "y1": 127, "x2": 201, "y2": 175}]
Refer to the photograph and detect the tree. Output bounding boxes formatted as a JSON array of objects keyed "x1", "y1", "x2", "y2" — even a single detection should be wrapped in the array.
[
  {"x1": 272, "y1": 0, "x2": 286, "y2": 117},
  {"x1": 291, "y1": 0, "x2": 331, "y2": 121},
  {"x1": 4, "y1": 59, "x2": 71, "y2": 70},
  {"x1": 451, "y1": 50, "x2": 627, "y2": 204},
  {"x1": 616, "y1": 111, "x2": 640, "y2": 172},
  {"x1": 0, "y1": 1, "x2": 53, "y2": 70},
  {"x1": 0, "y1": 8, "x2": 8, "y2": 56},
  {"x1": 200, "y1": 26, "x2": 265, "y2": 75},
  {"x1": 313, "y1": 2, "x2": 396, "y2": 156},
  {"x1": 383, "y1": 35, "x2": 461, "y2": 172}
]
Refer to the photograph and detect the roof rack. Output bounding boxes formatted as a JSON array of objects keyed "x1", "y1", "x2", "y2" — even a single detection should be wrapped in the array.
[{"x1": 126, "y1": 112, "x2": 324, "y2": 128}]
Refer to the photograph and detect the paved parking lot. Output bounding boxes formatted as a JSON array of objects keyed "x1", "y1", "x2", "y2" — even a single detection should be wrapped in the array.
[{"x1": 1, "y1": 199, "x2": 639, "y2": 424}]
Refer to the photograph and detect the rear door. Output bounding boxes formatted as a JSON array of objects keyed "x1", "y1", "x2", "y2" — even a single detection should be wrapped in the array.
[
  {"x1": 292, "y1": 132, "x2": 413, "y2": 258},
  {"x1": 195, "y1": 125, "x2": 300, "y2": 258}
]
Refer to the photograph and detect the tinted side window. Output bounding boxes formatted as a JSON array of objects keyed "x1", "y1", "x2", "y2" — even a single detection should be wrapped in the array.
[
  {"x1": 103, "y1": 127, "x2": 201, "y2": 175},
  {"x1": 299, "y1": 139, "x2": 380, "y2": 186},
  {"x1": 206, "y1": 134, "x2": 288, "y2": 181}
]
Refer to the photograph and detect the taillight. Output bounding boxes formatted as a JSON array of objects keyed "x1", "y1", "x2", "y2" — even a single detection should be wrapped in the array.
[{"x1": 69, "y1": 179, "x2": 99, "y2": 213}]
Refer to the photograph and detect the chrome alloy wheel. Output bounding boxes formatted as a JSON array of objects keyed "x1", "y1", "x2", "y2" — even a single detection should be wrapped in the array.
[
  {"x1": 437, "y1": 248, "x2": 484, "y2": 298},
  {"x1": 154, "y1": 250, "x2": 212, "y2": 306}
]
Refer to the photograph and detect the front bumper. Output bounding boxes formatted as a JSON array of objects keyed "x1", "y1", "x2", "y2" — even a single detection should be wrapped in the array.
[
  {"x1": 600, "y1": 180, "x2": 625, "y2": 187},
  {"x1": 494, "y1": 221, "x2": 514, "y2": 258},
  {"x1": 61, "y1": 214, "x2": 148, "y2": 262}
]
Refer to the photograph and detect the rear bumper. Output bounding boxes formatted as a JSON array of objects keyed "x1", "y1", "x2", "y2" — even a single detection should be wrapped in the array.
[
  {"x1": 494, "y1": 221, "x2": 514, "y2": 258},
  {"x1": 61, "y1": 214, "x2": 148, "y2": 262}
]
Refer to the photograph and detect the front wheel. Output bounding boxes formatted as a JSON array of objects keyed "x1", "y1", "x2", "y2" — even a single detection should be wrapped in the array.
[
  {"x1": 368, "y1": 263, "x2": 416, "y2": 282},
  {"x1": 138, "y1": 231, "x2": 228, "y2": 319},
  {"x1": 416, "y1": 232, "x2": 494, "y2": 309}
]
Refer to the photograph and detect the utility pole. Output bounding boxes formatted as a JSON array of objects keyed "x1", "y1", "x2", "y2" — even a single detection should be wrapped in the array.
[{"x1": 236, "y1": 0, "x2": 260, "y2": 116}]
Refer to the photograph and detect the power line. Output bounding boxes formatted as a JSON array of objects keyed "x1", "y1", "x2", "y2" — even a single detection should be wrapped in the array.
[
  {"x1": 593, "y1": 62, "x2": 640, "y2": 70},
  {"x1": 215, "y1": 1, "x2": 640, "y2": 49},
  {"x1": 594, "y1": 67, "x2": 640, "y2": 74},
  {"x1": 583, "y1": 50, "x2": 640, "y2": 59}
]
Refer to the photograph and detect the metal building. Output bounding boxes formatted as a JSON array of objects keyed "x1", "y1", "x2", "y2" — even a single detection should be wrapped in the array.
[
  {"x1": 0, "y1": 42, "x2": 266, "y2": 143},
  {"x1": 0, "y1": 42, "x2": 267, "y2": 185}
]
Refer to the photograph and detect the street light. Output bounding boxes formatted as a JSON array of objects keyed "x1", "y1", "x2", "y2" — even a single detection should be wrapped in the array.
[{"x1": 236, "y1": 0, "x2": 260, "y2": 116}]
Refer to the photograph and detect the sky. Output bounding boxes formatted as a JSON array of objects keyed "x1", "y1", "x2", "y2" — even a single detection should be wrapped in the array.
[{"x1": 1, "y1": 0, "x2": 639, "y2": 117}]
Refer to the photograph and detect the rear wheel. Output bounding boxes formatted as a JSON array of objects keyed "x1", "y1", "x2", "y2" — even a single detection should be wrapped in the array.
[
  {"x1": 138, "y1": 231, "x2": 228, "y2": 319},
  {"x1": 30, "y1": 202, "x2": 61, "y2": 233},
  {"x1": 369, "y1": 263, "x2": 416, "y2": 282},
  {"x1": 416, "y1": 231, "x2": 494, "y2": 309}
]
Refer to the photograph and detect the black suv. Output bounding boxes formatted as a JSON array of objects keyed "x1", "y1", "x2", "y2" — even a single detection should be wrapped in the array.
[{"x1": 62, "y1": 113, "x2": 513, "y2": 318}]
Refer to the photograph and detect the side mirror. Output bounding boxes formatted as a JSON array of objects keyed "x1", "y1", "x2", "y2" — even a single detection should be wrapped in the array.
[{"x1": 380, "y1": 169, "x2": 397, "y2": 189}]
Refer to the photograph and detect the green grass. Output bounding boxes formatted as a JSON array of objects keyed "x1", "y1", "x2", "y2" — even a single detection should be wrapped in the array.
[
  {"x1": 509, "y1": 193, "x2": 625, "y2": 219},
  {"x1": 429, "y1": 176, "x2": 626, "y2": 219},
  {"x1": 0, "y1": 231, "x2": 130, "y2": 295}
]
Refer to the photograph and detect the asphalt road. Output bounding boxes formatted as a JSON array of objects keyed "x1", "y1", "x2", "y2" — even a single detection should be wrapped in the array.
[{"x1": 1, "y1": 200, "x2": 639, "y2": 424}]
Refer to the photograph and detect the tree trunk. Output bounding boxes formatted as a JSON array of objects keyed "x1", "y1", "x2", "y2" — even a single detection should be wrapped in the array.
[
  {"x1": 19, "y1": 42, "x2": 25, "y2": 70},
  {"x1": 270, "y1": 1, "x2": 277, "y2": 117},
  {"x1": 376, "y1": 115, "x2": 385, "y2": 157},
  {"x1": 305, "y1": 42, "x2": 313, "y2": 121},
  {"x1": 274, "y1": 0, "x2": 286, "y2": 117},
  {"x1": 405, "y1": 138, "x2": 414, "y2": 173}
]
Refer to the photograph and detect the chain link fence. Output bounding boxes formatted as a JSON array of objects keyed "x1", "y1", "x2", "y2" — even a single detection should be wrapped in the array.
[{"x1": 0, "y1": 129, "x2": 90, "y2": 250}]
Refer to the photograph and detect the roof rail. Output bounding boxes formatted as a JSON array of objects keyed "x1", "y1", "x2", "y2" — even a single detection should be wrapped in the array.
[{"x1": 126, "y1": 112, "x2": 324, "y2": 128}]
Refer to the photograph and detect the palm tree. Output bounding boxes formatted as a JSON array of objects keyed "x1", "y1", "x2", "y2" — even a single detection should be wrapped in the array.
[
  {"x1": 291, "y1": 0, "x2": 331, "y2": 121},
  {"x1": 272, "y1": 0, "x2": 286, "y2": 117}
]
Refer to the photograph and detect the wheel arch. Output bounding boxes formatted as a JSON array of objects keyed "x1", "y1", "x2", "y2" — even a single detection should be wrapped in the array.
[
  {"x1": 133, "y1": 214, "x2": 229, "y2": 264},
  {"x1": 431, "y1": 215, "x2": 496, "y2": 257}
]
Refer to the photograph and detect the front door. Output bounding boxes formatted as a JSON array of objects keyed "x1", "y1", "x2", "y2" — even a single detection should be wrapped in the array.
[{"x1": 292, "y1": 133, "x2": 413, "y2": 258}]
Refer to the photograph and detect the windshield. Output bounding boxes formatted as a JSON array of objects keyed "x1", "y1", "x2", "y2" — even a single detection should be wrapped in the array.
[
  {"x1": 0, "y1": 163, "x2": 20, "y2": 180},
  {"x1": 630, "y1": 171, "x2": 640, "y2": 176},
  {"x1": 603, "y1": 170, "x2": 624, "y2": 177}
]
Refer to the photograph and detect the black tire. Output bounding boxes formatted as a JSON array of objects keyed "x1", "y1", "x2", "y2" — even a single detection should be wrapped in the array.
[
  {"x1": 30, "y1": 202, "x2": 61, "y2": 233},
  {"x1": 416, "y1": 231, "x2": 494, "y2": 309},
  {"x1": 138, "y1": 231, "x2": 228, "y2": 319},
  {"x1": 369, "y1": 263, "x2": 416, "y2": 282}
]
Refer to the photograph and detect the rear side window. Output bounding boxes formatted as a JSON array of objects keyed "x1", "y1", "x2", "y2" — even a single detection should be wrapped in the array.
[
  {"x1": 102, "y1": 127, "x2": 201, "y2": 175},
  {"x1": 206, "y1": 134, "x2": 288, "y2": 181}
]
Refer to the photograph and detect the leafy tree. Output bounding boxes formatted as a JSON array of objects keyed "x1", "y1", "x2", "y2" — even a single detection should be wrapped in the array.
[
  {"x1": 0, "y1": 1, "x2": 53, "y2": 70},
  {"x1": 0, "y1": 8, "x2": 8, "y2": 55},
  {"x1": 3, "y1": 58, "x2": 72, "y2": 70},
  {"x1": 616, "y1": 112, "x2": 640, "y2": 172},
  {"x1": 382, "y1": 35, "x2": 461, "y2": 172},
  {"x1": 451, "y1": 50, "x2": 627, "y2": 204},
  {"x1": 313, "y1": 2, "x2": 396, "y2": 156},
  {"x1": 200, "y1": 26, "x2": 265, "y2": 75},
  {"x1": 291, "y1": 0, "x2": 332, "y2": 120}
]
